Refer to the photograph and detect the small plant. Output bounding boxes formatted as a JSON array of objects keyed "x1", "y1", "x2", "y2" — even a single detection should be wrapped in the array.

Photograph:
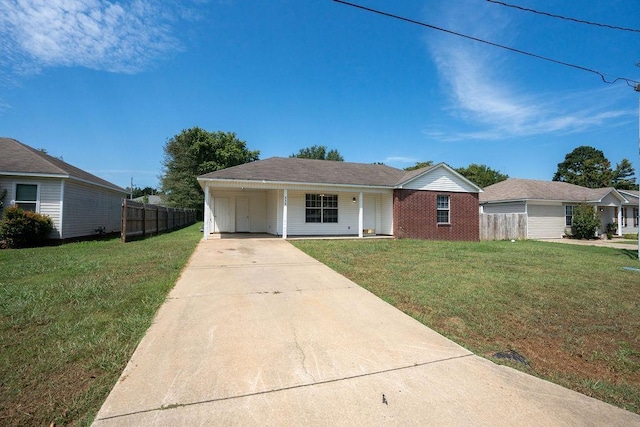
[
  {"x1": 605, "y1": 223, "x2": 617, "y2": 239},
  {"x1": 571, "y1": 204, "x2": 600, "y2": 239},
  {"x1": 0, "y1": 206, "x2": 53, "y2": 248}
]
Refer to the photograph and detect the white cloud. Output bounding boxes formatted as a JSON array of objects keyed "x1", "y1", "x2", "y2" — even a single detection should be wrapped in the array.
[
  {"x1": 0, "y1": 0, "x2": 183, "y2": 75},
  {"x1": 422, "y1": 0, "x2": 635, "y2": 142}
]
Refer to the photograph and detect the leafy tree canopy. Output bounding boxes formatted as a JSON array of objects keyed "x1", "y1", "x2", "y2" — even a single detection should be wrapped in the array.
[
  {"x1": 404, "y1": 161, "x2": 433, "y2": 171},
  {"x1": 126, "y1": 186, "x2": 159, "y2": 199},
  {"x1": 290, "y1": 145, "x2": 344, "y2": 161},
  {"x1": 161, "y1": 127, "x2": 259, "y2": 211},
  {"x1": 553, "y1": 146, "x2": 613, "y2": 189},
  {"x1": 455, "y1": 163, "x2": 508, "y2": 188}
]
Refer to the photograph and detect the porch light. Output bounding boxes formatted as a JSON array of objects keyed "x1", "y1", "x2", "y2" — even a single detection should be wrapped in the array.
[{"x1": 352, "y1": 197, "x2": 356, "y2": 202}]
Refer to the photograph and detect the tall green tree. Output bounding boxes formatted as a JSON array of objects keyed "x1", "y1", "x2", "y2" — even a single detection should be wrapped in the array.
[
  {"x1": 612, "y1": 158, "x2": 637, "y2": 190},
  {"x1": 455, "y1": 163, "x2": 508, "y2": 188},
  {"x1": 161, "y1": 127, "x2": 259, "y2": 211},
  {"x1": 404, "y1": 161, "x2": 433, "y2": 171},
  {"x1": 290, "y1": 145, "x2": 344, "y2": 161},
  {"x1": 553, "y1": 146, "x2": 613, "y2": 189}
]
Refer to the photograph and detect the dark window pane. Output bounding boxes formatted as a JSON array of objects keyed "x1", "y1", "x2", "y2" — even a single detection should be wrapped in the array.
[
  {"x1": 16, "y1": 184, "x2": 37, "y2": 201},
  {"x1": 306, "y1": 208, "x2": 321, "y2": 223}
]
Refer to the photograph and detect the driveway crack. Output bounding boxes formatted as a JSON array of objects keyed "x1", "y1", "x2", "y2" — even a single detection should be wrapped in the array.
[{"x1": 292, "y1": 328, "x2": 315, "y2": 383}]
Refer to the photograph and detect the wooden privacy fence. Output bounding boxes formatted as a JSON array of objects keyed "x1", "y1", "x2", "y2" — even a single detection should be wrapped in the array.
[
  {"x1": 121, "y1": 199, "x2": 197, "y2": 242},
  {"x1": 480, "y1": 213, "x2": 527, "y2": 241}
]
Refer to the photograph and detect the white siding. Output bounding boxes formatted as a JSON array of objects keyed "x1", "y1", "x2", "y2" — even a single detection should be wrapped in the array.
[
  {"x1": 379, "y1": 191, "x2": 393, "y2": 235},
  {"x1": 206, "y1": 184, "x2": 395, "y2": 237},
  {"x1": 527, "y1": 203, "x2": 566, "y2": 239},
  {"x1": 403, "y1": 168, "x2": 478, "y2": 193},
  {"x1": 63, "y1": 180, "x2": 123, "y2": 239},
  {"x1": 209, "y1": 189, "x2": 269, "y2": 233},
  {"x1": 39, "y1": 179, "x2": 63, "y2": 238},
  {"x1": 266, "y1": 189, "x2": 279, "y2": 235},
  {"x1": 482, "y1": 202, "x2": 526, "y2": 214},
  {"x1": 0, "y1": 177, "x2": 63, "y2": 238}
]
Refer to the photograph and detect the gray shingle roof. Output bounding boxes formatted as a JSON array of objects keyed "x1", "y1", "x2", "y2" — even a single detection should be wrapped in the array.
[
  {"x1": 0, "y1": 137, "x2": 127, "y2": 193},
  {"x1": 198, "y1": 157, "x2": 413, "y2": 187},
  {"x1": 480, "y1": 178, "x2": 621, "y2": 203}
]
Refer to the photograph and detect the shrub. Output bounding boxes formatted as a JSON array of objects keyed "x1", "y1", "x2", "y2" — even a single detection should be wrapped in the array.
[
  {"x1": 0, "y1": 206, "x2": 53, "y2": 248},
  {"x1": 571, "y1": 204, "x2": 600, "y2": 239}
]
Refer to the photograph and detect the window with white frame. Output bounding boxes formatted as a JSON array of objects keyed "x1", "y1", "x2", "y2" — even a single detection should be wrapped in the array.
[
  {"x1": 635, "y1": 207, "x2": 639, "y2": 227},
  {"x1": 565, "y1": 205, "x2": 574, "y2": 226},
  {"x1": 15, "y1": 183, "x2": 38, "y2": 212},
  {"x1": 305, "y1": 194, "x2": 338, "y2": 223},
  {"x1": 437, "y1": 195, "x2": 450, "y2": 224},
  {"x1": 622, "y1": 207, "x2": 628, "y2": 227}
]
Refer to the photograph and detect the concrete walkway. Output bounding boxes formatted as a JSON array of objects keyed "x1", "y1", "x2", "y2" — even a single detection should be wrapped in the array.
[{"x1": 93, "y1": 238, "x2": 640, "y2": 426}]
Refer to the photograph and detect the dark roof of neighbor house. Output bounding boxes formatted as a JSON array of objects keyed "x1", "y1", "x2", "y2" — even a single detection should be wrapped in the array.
[
  {"x1": 198, "y1": 157, "x2": 421, "y2": 187},
  {"x1": 480, "y1": 178, "x2": 623, "y2": 204},
  {"x1": 0, "y1": 137, "x2": 127, "y2": 193}
]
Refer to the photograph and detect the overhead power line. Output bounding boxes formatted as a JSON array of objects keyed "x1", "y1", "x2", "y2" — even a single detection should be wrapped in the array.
[
  {"x1": 332, "y1": 0, "x2": 640, "y2": 88},
  {"x1": 486, "y1": 0, "x2": 640, "y2": 34}
]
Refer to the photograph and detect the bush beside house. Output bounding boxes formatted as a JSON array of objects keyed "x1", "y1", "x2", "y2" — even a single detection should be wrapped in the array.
[{"x1": 0, "y1": 206, "x2": 53, "y2": 248}]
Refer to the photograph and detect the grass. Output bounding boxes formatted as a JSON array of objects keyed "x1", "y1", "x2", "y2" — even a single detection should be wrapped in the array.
[
  {"x1": 0, "y1": 223, "x2": 203, "y2": 426},
  {"x1": 291, "y1": 238, "x2": 640, "y2": 414}
]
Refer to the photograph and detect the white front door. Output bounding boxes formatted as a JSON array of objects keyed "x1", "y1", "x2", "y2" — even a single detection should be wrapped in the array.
[
  {"x1": 236, "y1": 197, "x2": 250, "y2": 232},
  {"x1": 213, "y1": 198, "x2": 231, "y2": 232},
  {"x1": 364, "y1": 195, "x2": 376, "y2": 231}
]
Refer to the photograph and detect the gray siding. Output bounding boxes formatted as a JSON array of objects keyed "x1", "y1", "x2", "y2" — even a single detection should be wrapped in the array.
[
  {"x1": 481, "y1": 202, "x2": 526, "y2": 214},
  {"x1": 527, "y1": 203, "x2": 566, "y2": 239},
  {"x1": 62, "y1": 180, "x2": 123, "y2": 238},
  {"x1": 403, "y1": 168, "x2": 478, "y2": 193}
]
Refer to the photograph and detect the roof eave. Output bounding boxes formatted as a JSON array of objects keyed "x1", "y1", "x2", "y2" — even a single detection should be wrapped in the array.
[{"x1": 197, "y1": 176, "x2": 393, "y2": 190}]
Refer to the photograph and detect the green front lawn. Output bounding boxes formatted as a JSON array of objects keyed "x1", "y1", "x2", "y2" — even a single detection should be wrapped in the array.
[
  {"x1": 292, "y1": 239, "x2": 640, "y2": 414},
  {"x1": 0, "y1": 224, "x2": 203, "y2": 426}
]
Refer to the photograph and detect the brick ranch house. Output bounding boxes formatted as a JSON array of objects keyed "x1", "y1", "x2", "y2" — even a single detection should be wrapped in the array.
[{"x1": 197, "y1": 157, "x2": 482, "y2": 241}]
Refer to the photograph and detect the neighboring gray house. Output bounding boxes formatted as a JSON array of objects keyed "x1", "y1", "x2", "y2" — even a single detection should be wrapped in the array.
[
  {"x1": 480, "y1": 178, "x2": 630, "y2": 239},
  {"x1": 197, "y1": 157, "x2": 483, "y2": 241},
  {"x1": 619, "y1": 190, "x2": 639, "y2": 235},
  {"x1": 0, "y1": 137, "x2": 128, "y2": 239}
]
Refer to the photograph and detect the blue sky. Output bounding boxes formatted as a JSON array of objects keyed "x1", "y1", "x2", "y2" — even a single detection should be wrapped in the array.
[{"x1": 1, "y1": 0, "x2": 639, "y2": 190}]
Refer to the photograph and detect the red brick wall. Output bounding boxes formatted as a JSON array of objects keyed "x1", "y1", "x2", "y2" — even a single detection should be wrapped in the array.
[{"x1": 393, "y1": 189, "x2": 479, "y2": 241}]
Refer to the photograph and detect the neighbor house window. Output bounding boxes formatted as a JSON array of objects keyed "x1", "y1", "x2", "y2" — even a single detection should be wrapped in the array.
[
  {"x1": 565, "y1": 205, "x2": 574, "y2": 226},
  {"x1": 15, "y1": 183, "x2": 38, "y2": 212},
  {"x1": 305, "y1": 194, "x2": 338, "y2": 223},
  {"x1": 622, "y1": 207, "x2": 628, "y2": 227},
  {"x1": 635, "y1": 208, "x2": 639, "y2": 228},
  {"x1": 437, "y1": 195, "x2": 450, "y2": 224}
]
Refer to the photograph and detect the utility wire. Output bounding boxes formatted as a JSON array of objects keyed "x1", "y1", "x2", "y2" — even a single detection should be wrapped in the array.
[
  {"x1": 333, "y1": 0, "x2": 640, "y2": 88},
  {"x1": 486, "y1": 0, "x2": 640, "y2": 34}
]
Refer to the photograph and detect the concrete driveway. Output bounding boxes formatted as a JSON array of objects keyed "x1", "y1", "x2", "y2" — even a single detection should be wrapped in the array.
[{"x1": 93, "y1": 237, "x2": 640, "y2": 426}]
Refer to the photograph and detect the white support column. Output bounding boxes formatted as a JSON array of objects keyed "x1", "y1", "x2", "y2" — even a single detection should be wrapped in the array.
[
  {"x1": 203, "y1": 182, "x2": 211, "y2": 240},
  {"x1": 358, "y1": 192, "x2": 364, "y2": 238},
  {"x1": 617, "y1": 204, "x2": 623, "y2": 236},
  {"x1": 282, "y1": 188, "x2": 288, "y2": 239}
]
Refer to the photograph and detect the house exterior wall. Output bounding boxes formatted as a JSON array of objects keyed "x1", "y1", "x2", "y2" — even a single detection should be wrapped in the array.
[
  {"x1": 206, "y1": 184, "x2": 394, "y2": 237},
  {"x1": 481, "y1": 202, "x2": 526, "y2": 214},
  {"x1": 393, "y1": 189, "x2": 479, "y2": 241},
  {"x1": 402, "y1": 168, "x2": 477, "y2": 192},
  {"x1": 209, "y1": 189, "x2": 268, "y2": 233},
  {"x1": 62, "y1": 180, "x2": 123, "y2": 239},
  {"x1": 527, "y1": 203, "x2": 565, "y2": 239},
  {"x1": 283, "y1": 190, "x2": 361, "y2": 236},
  {"x1": 0, "y1": 176, "x2": 63, "y2": 238}
]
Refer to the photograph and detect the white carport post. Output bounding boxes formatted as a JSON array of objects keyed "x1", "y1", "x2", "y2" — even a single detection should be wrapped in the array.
[
  {"x1": 358, "y1": 192, "x2": 363, "y2": 238},
  {"x1": 203, "y1": 182, "x2": 211, "y2": 240},
  {"x1": 617, "y1": 203, "x2": 623, "y2": 236},
  {"x1": 282, "y1": 188, "x2": 288, "y2": 239}
]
